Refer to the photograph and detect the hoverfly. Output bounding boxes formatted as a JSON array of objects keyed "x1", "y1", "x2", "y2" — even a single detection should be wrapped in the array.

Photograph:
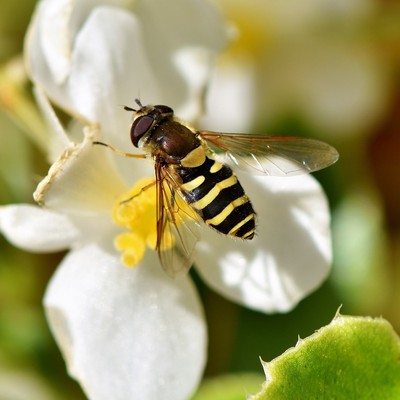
[{"x1": 95, "y1": 99, "x2": 338, "y2": 277}]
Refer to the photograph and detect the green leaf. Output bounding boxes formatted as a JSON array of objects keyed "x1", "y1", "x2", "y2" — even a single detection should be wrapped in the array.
[{"x1": 250, "y1": 314, "x2": 400, "y2": 400}]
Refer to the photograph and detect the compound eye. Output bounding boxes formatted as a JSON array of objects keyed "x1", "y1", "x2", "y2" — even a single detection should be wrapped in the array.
[
  {"x1": 154, "y1": 104, "x2": 173, "y2": 115},
  {"x1": 130, "y1": 115, "x2": 154, "y2": 147}
]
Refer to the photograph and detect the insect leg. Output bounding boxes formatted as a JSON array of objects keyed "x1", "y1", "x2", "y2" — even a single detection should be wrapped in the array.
[
  {"x1": 93, "y1": 141, "x2": 147, "y2": 159},
  {"x1": 120, "y1": 180, "x2": 156, "y2": 204}
]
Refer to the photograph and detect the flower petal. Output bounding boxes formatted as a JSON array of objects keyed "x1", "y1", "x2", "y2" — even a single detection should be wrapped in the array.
[
  {"x1": 0, "y1": 204, "x2": 79, "y2": 252},
  {"x1": 25, "y1": 1, "x2": 229, "y2": 141},
  {"x1": 26, "y1": 4, "x2": 160, "y2": 136},
  {"x1": 66, "y1": 6, "x2": 161, "y2": 141},
  {"x1": 32, "y1": 85, "x2": 71, "y2": 162},
  {"x1": 44, "y1": 244, "x2": 206, "y2": 400},
  {"x1": 32, "y1": 0, "x2": 73, "y2": 84},
  {"x1": 134, "y1": 0, "x2": 229, "y2": 121},
  {"x1": 34, "y1": 128, "x2": 127, "y2": 214},
  {"x1": 195, "y1": 174, "x2": 332, "y2": 313}
]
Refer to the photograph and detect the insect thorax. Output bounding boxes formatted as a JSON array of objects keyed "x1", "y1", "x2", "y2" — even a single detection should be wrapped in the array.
[{"x1": 149, "y1": 120, "x2": 203, "y2": 164}]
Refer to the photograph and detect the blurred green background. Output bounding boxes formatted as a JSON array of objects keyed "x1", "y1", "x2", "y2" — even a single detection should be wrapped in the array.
[{"x1": 0, "y1": 0, "x2": 399, "y2": 399}]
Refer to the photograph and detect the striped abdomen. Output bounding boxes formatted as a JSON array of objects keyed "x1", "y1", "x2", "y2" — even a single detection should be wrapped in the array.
[{"x1": 177, "y1": 157, "x2": 256, "y2": 239}]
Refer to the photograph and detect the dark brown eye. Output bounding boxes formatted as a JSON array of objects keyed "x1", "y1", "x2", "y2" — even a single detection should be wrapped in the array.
[{"x1": 130, "y1": 115, "x2": 154, "y2": 147}]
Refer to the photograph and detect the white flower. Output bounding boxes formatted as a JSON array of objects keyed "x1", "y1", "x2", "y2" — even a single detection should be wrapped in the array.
[
  {"x1": 0, "y1": 109, "x2": 332, "y2": 399},
  {"x1": 25, "y1": 0, "x2": 228, "y2": 155},
  {"x1": 0, "y1": 0, "x2": 334, "y2": 399}
]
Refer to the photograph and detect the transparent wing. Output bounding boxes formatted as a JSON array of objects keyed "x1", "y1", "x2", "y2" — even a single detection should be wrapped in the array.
[
  {"x1": 155, "y1": 162, "x2": 201, "y2": 278},
  {"x1": 200, "y1": 131, "x2": 339, "y2": 176}
]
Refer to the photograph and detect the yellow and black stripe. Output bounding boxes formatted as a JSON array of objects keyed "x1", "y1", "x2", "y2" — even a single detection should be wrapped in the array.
[{"x1": 178, "y1": 156, "x2": 256, "y2": 239}]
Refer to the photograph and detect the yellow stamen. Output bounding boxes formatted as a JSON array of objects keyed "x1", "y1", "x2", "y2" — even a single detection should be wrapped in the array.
[
  {"x1": 112, "y1": 177, "x2": 158, "y2": 268},
  {"x1": 114, "y1": 232, "x2": 146, "y2": 268},
  {"x1": 111, "y1": 177, "x2": 192, "y2": 269}
]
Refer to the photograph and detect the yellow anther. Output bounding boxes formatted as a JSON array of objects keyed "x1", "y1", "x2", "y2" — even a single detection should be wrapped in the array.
[
  {"x1": 121, "y1": 249, "x2": 144, "y2": 268},
  {"x1": 114, "y1": 202, "x2": 140, "y2": 226},
  {"x1": 114, "y1": 232, "x2": 146, "y2": 267},
  {"x1": 112, "y1": 178, "x2": 157, "y2": 268},
  {"x1": 111, "y1": 176, "x2": 193, "y2": 269}
]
